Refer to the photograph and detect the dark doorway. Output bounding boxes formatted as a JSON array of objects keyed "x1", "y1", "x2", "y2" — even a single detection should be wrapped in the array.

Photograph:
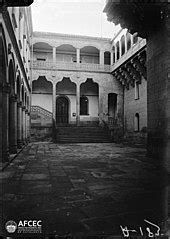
[
  {"x1": 56, "y1": 96, "x2": 69, "y2": 124},
  {"x1": 108, "y1": 93, "x2": 117, "y2": 118}
]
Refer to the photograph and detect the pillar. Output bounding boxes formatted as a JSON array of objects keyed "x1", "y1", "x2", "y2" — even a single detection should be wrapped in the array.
[
  {"x1": 53, "y1": 83, "x2": 56, "y2": 120},
  {"x1": 27, "y1": 112, "x2": 30, "y2": 141},
  {"x1": 130, "y1": 34, "x2": 133, "y2": 47},
  {"x1": 110, "y1": 51, "x2": 114, "y2": 65},
  {"x1": 53, "y1": 47, "x2": 56, "y2": 63},
  {"x1": 25, "y1": 109, "x2": 28, "y2": 143},
  {"x1": 125, "y1": 33, "x2": 128, "y2": 53},
  {"x1": 115, "y1": 45, "x2": 117, "y2": 62},
  {"x1": 17, "y1": 101, "x2": 23, "y2": 147},
  {"x1": 76, "y1": 83, "x2": 80, "y2": 126},
  {"x1": 1, "y1": 82, "x2": 10, "y2": 161},
  {"x1": 76, "y1": 48, "x2": 80, "y2": 63},
  {"x1": 22, "y1": 106, "x2": 26, "y2": 144},
  {"x1": 119, "y1": 41, "x2": 122, "y2": 58},
  {"x1": 9, "y1": 94, "x2": 18, "y2": 154},
  {"x1": 100, "y1": 50, "x2": 104, "y2": 65}
]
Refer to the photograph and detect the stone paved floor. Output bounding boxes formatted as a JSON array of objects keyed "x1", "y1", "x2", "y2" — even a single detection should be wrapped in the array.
[{"x1": 0, "y1": 142, "x2": 169, "y2": 238}]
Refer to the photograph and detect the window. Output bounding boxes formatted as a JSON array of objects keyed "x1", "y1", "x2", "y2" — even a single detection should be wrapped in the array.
[
  {"x1": 80, "y1": 96, "x2": 88, "y2": 115},
  {"x1": 135, "y1": 81, "x2": 140, "y2": 100},
  {"x1": 134, "y1": 113, "x2": 140, "y2": 131}
]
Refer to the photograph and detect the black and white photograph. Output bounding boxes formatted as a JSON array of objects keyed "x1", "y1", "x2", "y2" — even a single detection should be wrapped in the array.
[{"x1": 0, "y1": 0, "x2": 170, "y2": 238}]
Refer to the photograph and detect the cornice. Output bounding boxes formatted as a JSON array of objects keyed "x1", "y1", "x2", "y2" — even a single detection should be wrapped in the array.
[
  {"x1": 3, "y1": 9, "x2": 31, "y2": 92},
  {"x1": 33, "y1": 31, "x2": 111, "y2": 43}
]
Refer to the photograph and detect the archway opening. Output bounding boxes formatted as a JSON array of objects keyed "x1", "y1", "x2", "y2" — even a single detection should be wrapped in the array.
[
  {"x1": 32, "y1": 76, "x2": 53, "y2": 113},
  {"x1": 108, "y1": 93, "x2": 117, "y2": 119},
  {"x1": 33, "y1": 42, "x2": 53, "y2": 62},
  {"x1": 121, "y1": 35, "x2": 125, "y2": 55},
  {"x1": 56, "y1": 44, "x2": 76, "y2": 63},
  {"x1": 104, "y1": 51, "x2": 111, "y2": 65},
  {"x1": 56, "y1": 96, "x2": 69, "y2": 124},
  {"x1": 80, "y1": 79, "x2": 99, "y2": 122},
  {"x1": 0, "y1": 28, "x2": 8, "y2": 160},
  {"x1": 80, "y1": 46, "x2": 99, "y2": 64},
  {"x1": 126, "y1": 32, "x2": 131, "y2": 51},
  {"x1": 8, "y1": 60, "x2": 17, "y2": 153},
  {"x1": 116, "y1": 42, "x2": 120, "y2": 60}
]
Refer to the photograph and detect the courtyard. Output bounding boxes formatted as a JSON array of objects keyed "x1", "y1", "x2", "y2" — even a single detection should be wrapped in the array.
[{"x1": 1, "y1": 142, "x2": 167, "y2": 237}]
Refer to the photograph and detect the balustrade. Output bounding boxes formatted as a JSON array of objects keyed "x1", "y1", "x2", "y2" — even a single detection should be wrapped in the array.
[{"x1": 32, "y1": 60, "x2": 111, "y2": 73}]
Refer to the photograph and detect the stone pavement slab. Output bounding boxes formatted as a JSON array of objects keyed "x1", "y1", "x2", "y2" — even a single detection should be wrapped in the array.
[{"x1": 0, "y1": 142, "x2": 169, "y2": 238}]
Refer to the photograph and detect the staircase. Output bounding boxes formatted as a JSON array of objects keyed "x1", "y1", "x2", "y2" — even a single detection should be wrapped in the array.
[{"x1": 56, "y1": 126, "x2": 111, "y2": 143}]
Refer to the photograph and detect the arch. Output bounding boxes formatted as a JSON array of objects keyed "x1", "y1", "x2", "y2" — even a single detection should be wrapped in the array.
[
  {"x1": 80, "y1": 46, "x2": 99, "y2": 64},
  {"x1": 56, "y1": 77, "x2": 76, "y2": 95},
  {"x1": 80, "y1": 96, "x2": 89, "y2": 116},
  {"x1": 121, "y1": 35, "x2": 125, "y2": 55},
  {"x1": 134, "y1": 113, "x2": 140, "y2": 131},
  {"x1": 56, "y1": 96, "x2": 69, "y2": 124},
  {"x1": 32, "y1": 76, "x2": 53, "y2": 94},
  {"x1": 56, "y1": 44, "x2": 76, "y2": 52},
  {"x1": 8, "y1": 59, "x2": 15, "y2": 95},
  {"x1": 33, "y1": 42, "x2": 53, "y2": 50},
  {"x1": 16, "y1": 76, "x2": 21, "y2": 101},
  {"x1": 80, "y1": 78, "x2": 99, "y2": 96},
  {"x1": 0, "y1": 24, "x2": 8, "y2": 161}
]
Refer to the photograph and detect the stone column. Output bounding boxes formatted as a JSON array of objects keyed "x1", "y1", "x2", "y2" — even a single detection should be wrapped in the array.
[
  {"x1": 125, "y1": 33, "x2": 128, "y2": 53},
  {"x1": 53, "y1": 47, "x2": 56, "y2": 63},
  {"x1": 100, "y1": 50, "x2": 104, "y2": 65},
  {"x1": 98, "y1": 84, "x2": 104, "y2": 125},
  {"x1": 1, "y1": 82, "x2": 10, "y2": 161},
  {"x1": 115, "y1": 45, "x2": 117, "y2": 62},
  {"x1": 22, "y1": 106, "x2": 26, "y2": 144},
  {"x1": 76, "y1": 48, "x2": 80, "y2": 63},
  {"x1": 17, "y1": 101, "x2": 23, "y2": 147},
  {"x1": 53, "y1": 83, "x2": 56, "y2": 121},
  {"x1": 130, "y1": 34, "x2": 133, "y2": 47},
  {"x1": 27, "y1": 112, "x2": 31, "y2": 142},
  {"x1": 110, "y1": 51, "x2": 114, "y2": 65},
  {"x1": 76, "y1": 83, "x2": 80, "y2": 126},
  {"x1": 25, "y1": 109, "x2": 28, "y2": 143},
  {"x1": 119, "y1": 41, "x2": 122, "y2": 58},
  {"x1": 9, "y1": 94, "x2": 18, "y2": 154}
]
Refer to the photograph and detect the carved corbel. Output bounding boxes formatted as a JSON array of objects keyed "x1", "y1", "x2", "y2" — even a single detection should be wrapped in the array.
[
  {"x1": 132, "y1": 57, "x2": 147, "y2": 79},
  {"x1": 127, "y1": 62, "x2": 141, "y2": 82}
]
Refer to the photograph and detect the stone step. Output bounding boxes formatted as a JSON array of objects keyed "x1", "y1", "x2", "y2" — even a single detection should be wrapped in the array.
[{"x1": 56, "y1": 126, "x2": 111, "y2": 143}]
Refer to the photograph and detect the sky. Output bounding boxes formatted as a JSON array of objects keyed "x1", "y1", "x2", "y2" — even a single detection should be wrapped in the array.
[{"x1": 31, "y1": 0, "x2": 121, "y2": 39}]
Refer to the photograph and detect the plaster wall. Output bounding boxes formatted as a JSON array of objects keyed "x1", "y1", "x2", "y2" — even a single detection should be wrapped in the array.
[
  {"x1": 32, "y1": 94, "x2": 53, "y2": 112},
  {"x1": 124, "y1": 76, "x2": 147, "y2": 132}
]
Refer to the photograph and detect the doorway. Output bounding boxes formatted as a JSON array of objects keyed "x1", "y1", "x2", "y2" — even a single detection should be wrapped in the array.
[{"x1": 56, "y1": 96, "x2": 69, "y2": 124}]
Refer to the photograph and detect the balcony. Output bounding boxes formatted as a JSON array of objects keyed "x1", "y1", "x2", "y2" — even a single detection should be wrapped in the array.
[{"x1": 31, "y1": 61, "x2": 111, "y2": 73}]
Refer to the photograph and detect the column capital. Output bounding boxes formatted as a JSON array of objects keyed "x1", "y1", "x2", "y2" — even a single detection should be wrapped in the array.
[
  {"x1": 17, "y1": 101, "x2": 23, "y2": 108},
  {"x1": 10, "y1": 94, "x2": 18, "y2": 102},
  {"x1": 0, "y1": 82, "x2": 11, "y2": 94}
]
